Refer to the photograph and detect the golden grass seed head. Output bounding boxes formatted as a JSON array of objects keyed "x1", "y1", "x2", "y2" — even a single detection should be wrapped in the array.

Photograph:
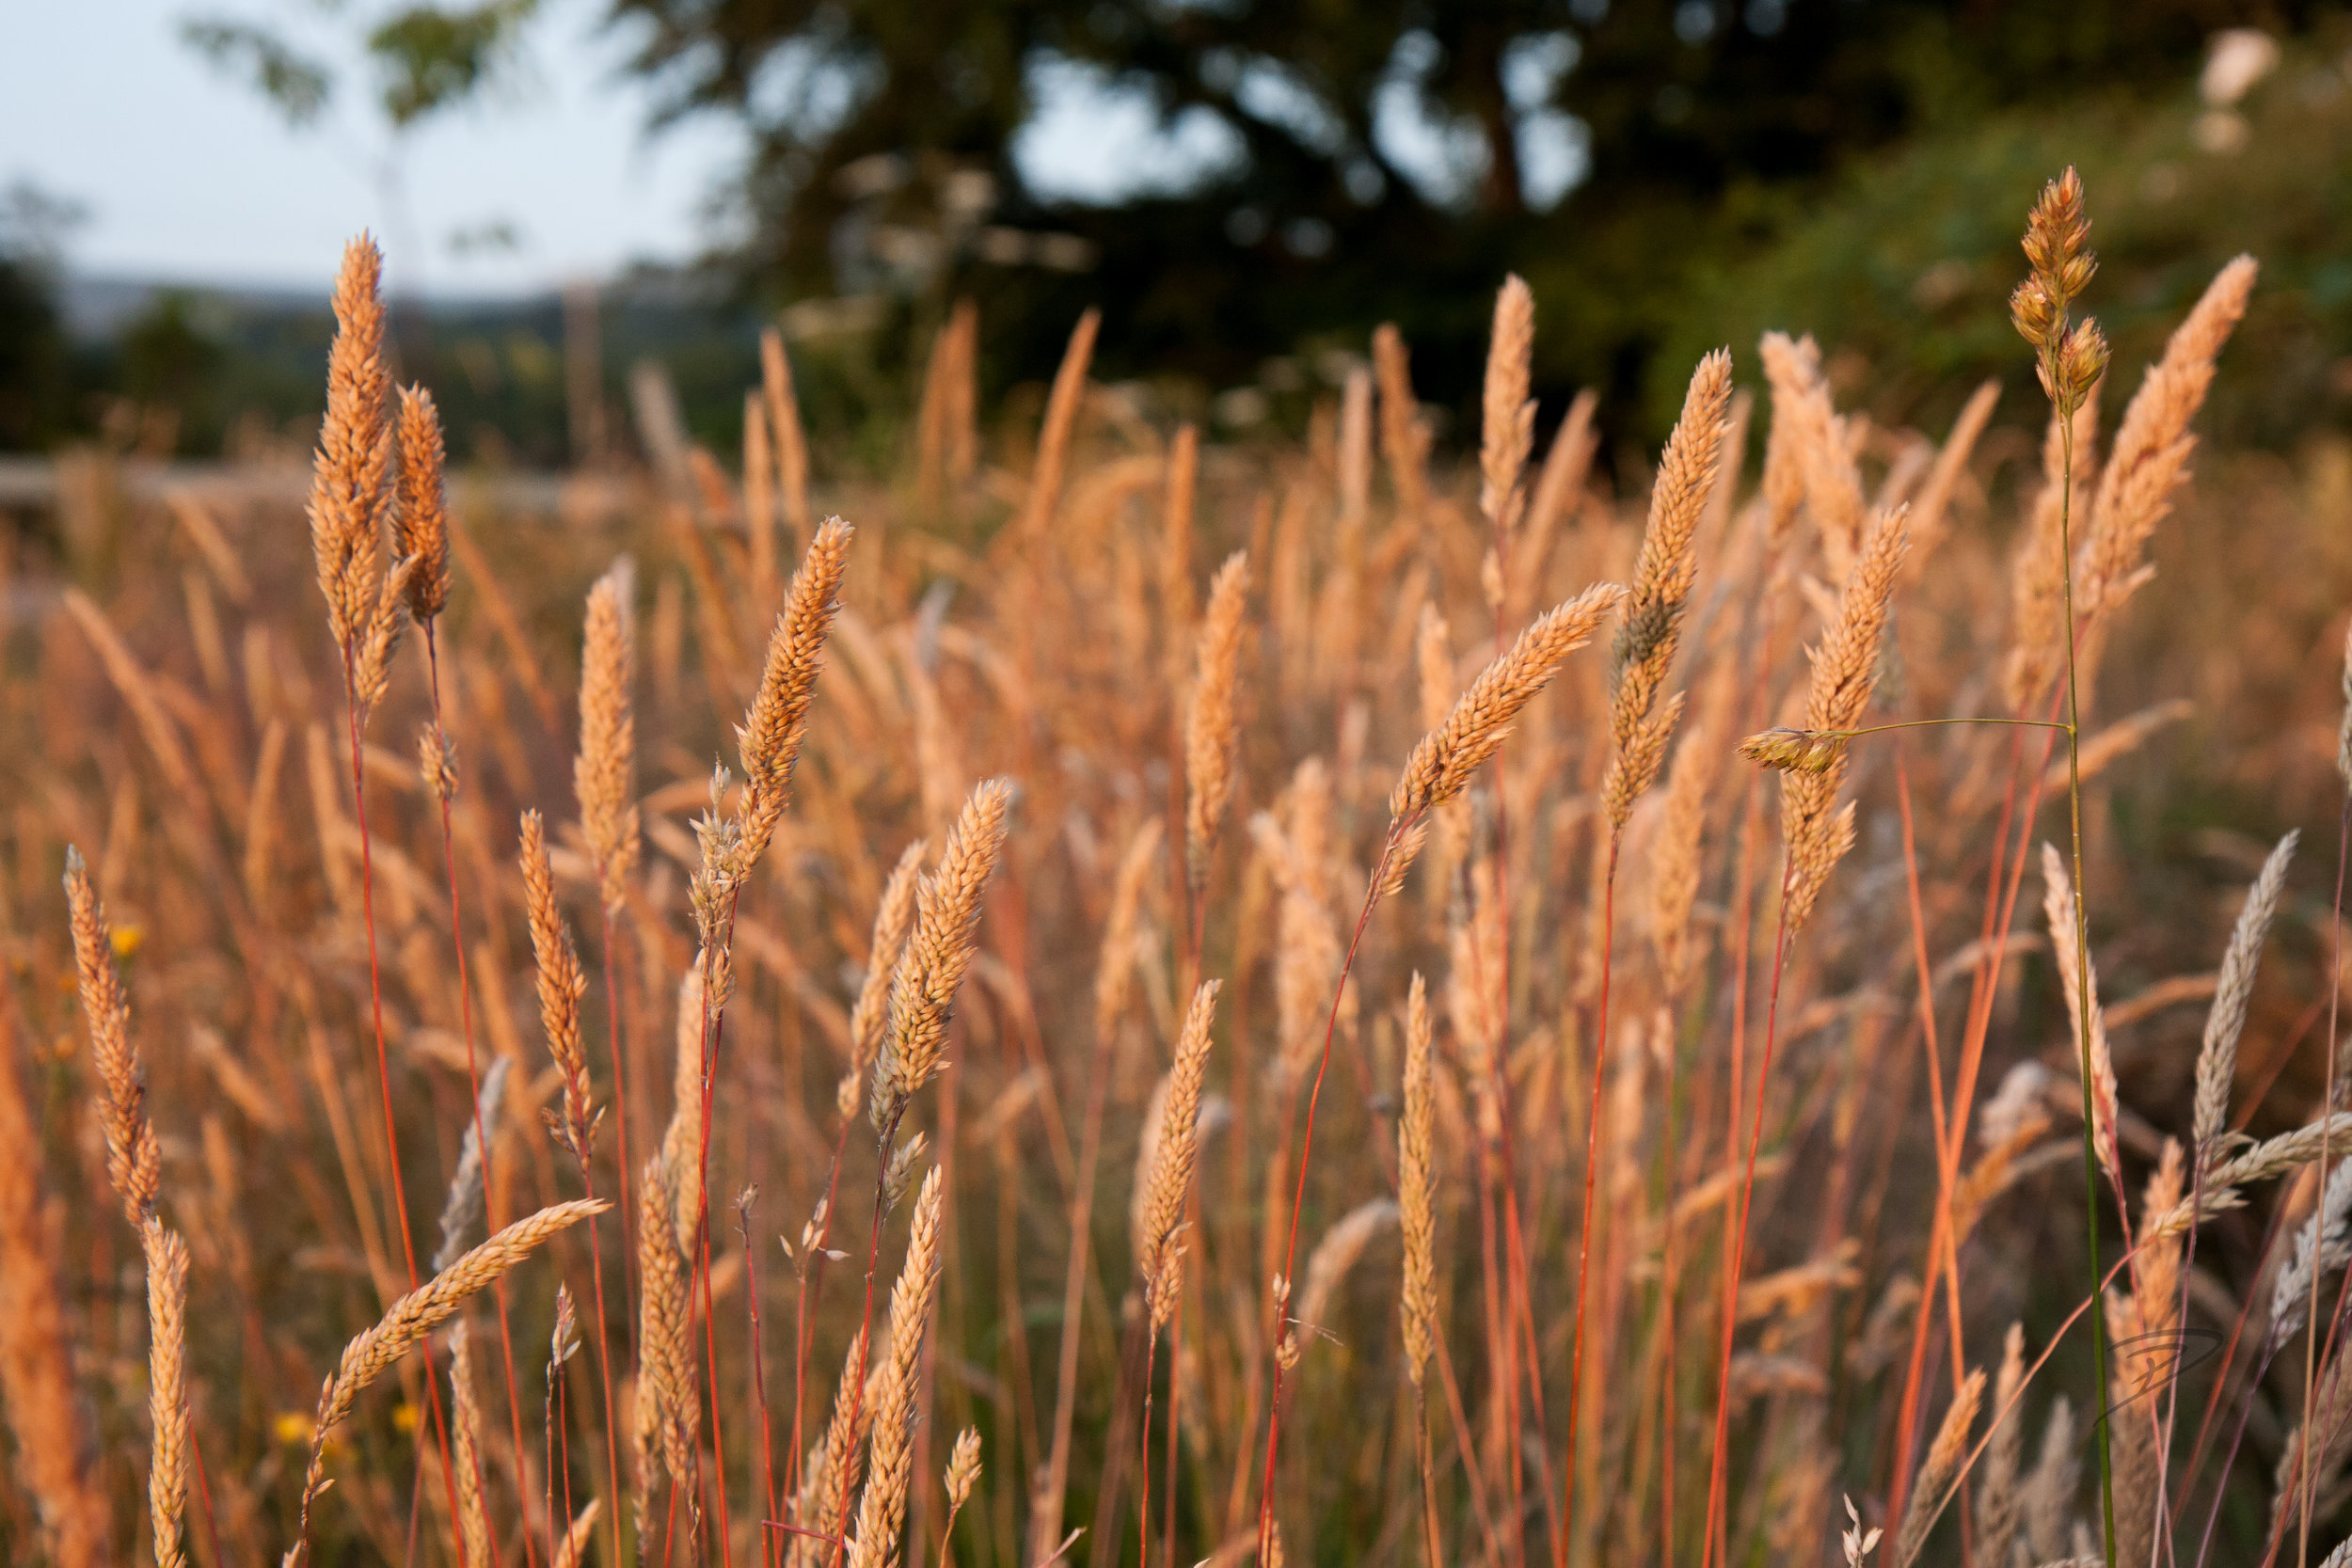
[
  {"x1": 848, "y1": 1166, "x2": 946, "y2": 1568},
  {"x1": 309, "y1": 235, "x2": 392, "y2": 665},
  {"x1": 1841, "y1": 1496, "x2": 1883, "y2": 1567},
  {"x1": 298, "y1": 1200, "x2": 606, "y2": 1529},
  {"x1": 635, "y1": 1154, "x2": 697, "y2": 1492},
  {"x1": 1894, "y1": 1365, "x2": 1983, "y2": 1567},
  {"x1": 945, "y1": 1427, "x2": 982, "y2": 1511},
  {"x1": 883, "y1": 1131, "x2": 930, "y2": 1212},
  {"x1": 552, "y1": 1502, "x2": 603, "y2": 1568},
  {"x1": 1603, "y1": 349, "x2": 1734, "y2": 830},
  {"x1": 842, "y1": 839, "x2": 928, "y2": 1123},
  {"x1": 519, "y1": 809, "x2": 596, "y2": 1164},
  {"x1": 347, "y1": 554, "x2": 416, "y2": 724},
  {"x1": 1738, "y1": 727, "x2": 1849, "y2": 775},
  {"x1": 2021, "y1": 167, "x2": 2092, "y2": 303},
  {"x1": 391, "y1": 386, "x2": 452, "y2": 625},
  {"x1": 1094, "y1": 816, "x2": 1163, "y2": 1045},
  {"x1": 1391, "y1": 581, "x2": 1626, "y2": 822},
  {"x1": 1295, "y1": 1197, "x2": 1399, "y2": 1335},
  {"x1": 738, "y1": 515, "x2": 854, "y2": 868},
  {"x1": 144, "y1": 1220, "x2": 191, "y2": 1568},
  {"x1": 1139, "y1": 980, "x2": 1220, "y2": 1327},
  {"x1": 2079, "y1": 255, "x2": 2256, "y2": 623},
  {"x1": 576, "y1": 556, "x2": 641, "y2": 909},
  {"x1": 432, "y1": 1055, "x2": 511, "y2": 1275},
  {"x1": 1975, "y1": 1323, "x2": 2028, "y2": 1568},
  {"x1": 873, "y1": 779, "x2": 1013, "y2": 1130},
  {"x1": 2193, "y1": 830, "x2": 2296, "y2": 1154},
  {"x1": 1184, "y1": 550, "x2": 1250, "y2": 889},
  {"x1": 2041, "y1": 842, "x2": 2121, "y2": 1183},
  {"x1": 1373, "y1": 322, "x2": 1433, "y2": 520},
  {"x1": 2050, "y1": 318, "x2": 2109, "y2": 414},
  {"x1": 1480, "y1": 276, "x2": 1537, "y2": 533},
  {"x1": 63, "y1": 847, "x2": 160, "y2": 1226},
  {"x1": 447, "y1": 1317, "x2": 490, "y2": 1568},
  {"x1": 550, "y1": 1281, "x2": 582, "y2": 1371},
  {"x1": 1399, "y1": 972, "x2": 1437, "y2": 1386},
  {"x1": 417, "y1": 721, "x2": 459, "y2": 803},
  {"x1": 787, "y1": 1323, "x2": 871, "y2": 1568},
  {"x1": 1377, "y1": 816, "x2": 1430, "y2": 901},
  {"x1": 2339, "y1": 618, "x2": 2352, "y2": 791},
  {"x1": 2009, "y1": 277, "x2": 2060, "y2": 355}
]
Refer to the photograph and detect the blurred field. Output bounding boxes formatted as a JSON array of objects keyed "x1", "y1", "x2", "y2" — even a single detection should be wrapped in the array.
[{"x1": 3, "y1": 170, "x2": 2352, "y2": 1568}]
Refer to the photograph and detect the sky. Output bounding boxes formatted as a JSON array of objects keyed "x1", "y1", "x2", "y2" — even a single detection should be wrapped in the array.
[{"x1": 3, "y1": 1, "x2": 757, "y2": 295}]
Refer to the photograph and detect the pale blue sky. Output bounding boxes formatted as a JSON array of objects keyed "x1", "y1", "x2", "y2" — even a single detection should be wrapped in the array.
[{"x1": 4, "y1": 1, "x2": 755, "y2": 294}]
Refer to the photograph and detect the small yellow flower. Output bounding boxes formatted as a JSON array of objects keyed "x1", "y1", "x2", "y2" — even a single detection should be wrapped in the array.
[
  {"x1": 273, "y1": 1411, "x2": 317, "y2": 1446},
  {"x1": 110, "y1": 925, "x2": 143, "y2": 962},
  {"x1": 392, "y1": 1401, "x2": 421, "y2": 1434}
]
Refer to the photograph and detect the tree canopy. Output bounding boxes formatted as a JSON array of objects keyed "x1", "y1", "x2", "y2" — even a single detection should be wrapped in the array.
[{"x1": 612, "y1": 0, "x2": 2308, "y2": 421}]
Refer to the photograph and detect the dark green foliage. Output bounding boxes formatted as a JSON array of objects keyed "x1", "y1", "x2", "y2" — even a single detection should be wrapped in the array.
[
  {"x1": 0, "y1": 253, "x2": 70, "y2": 451},
  {"x1": 367, "y1": 0, "x2": 539, "y2": 127},
  {"x1": 180, "y1": 18, "x2": 334, "y2": 128},
  {"x1": 1660, "y1": 31, "x2": 2352, "y2": 451}
]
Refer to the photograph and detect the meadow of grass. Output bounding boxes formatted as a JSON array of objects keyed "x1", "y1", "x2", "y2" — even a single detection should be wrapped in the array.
[{"x1": 3, "y1": 171, "x2": 2352, "y2": 1568}]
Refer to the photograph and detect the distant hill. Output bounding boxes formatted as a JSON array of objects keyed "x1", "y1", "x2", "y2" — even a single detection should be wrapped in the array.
[{"x1": 32, "y1": 266, "x2": 775, "y2": 467}]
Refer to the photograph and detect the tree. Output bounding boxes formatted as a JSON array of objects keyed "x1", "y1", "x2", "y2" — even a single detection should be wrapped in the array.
[
  {"x1": 0, "y1": 184, "x2": 85, "y2": 451},
  {"x1": 612, "y1": 0, "x2": 2309, "y2": 425}
]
